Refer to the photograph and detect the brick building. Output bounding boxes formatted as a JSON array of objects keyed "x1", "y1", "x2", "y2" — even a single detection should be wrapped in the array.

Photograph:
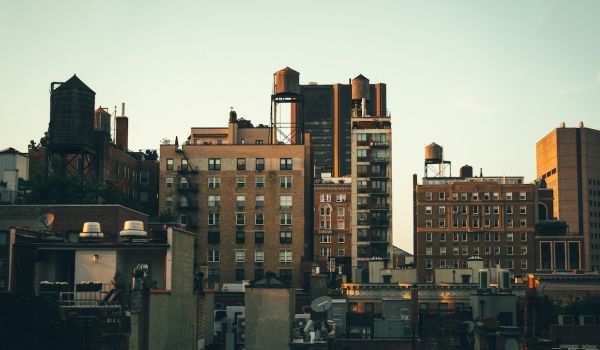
[
  {"x1": 159, "y1": 111, "x2": 312, "y2": 288},
  {"x1": 413, "y1": 173, "x2": 538, "y2": 283},
  {"x1": 536, "y1": 122, "x2": 600, "y2": 270},
  {"x1": 313, "y1": 175, "x2": 352, "y2": 278}
]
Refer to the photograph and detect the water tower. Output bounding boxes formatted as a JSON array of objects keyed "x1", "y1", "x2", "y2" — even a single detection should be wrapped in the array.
[
  {"x1": 351, "y1": 74, "x2": 369, "y2": 117},
  {"x1": 46, "y1": 75, "x2": 97, "y2": 181},
  {"x1": 271, "y1": 67, "x2": 303, "y2": 144},
  {"x1": 424, "y1": 142, "x2": 451, "y2": 177}
]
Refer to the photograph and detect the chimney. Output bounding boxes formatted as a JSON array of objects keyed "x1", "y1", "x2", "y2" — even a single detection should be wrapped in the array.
[
  {"x1": 579, "y1": 121, "x2": 584, "y2": 128},
  {"x1": 116, "y1": 102, "x2": 129, "y2": 151}
]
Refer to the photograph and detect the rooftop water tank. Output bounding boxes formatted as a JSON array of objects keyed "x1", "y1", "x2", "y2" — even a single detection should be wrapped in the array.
[
  {"x1": 460, "y1": 165, "x2": 473, "y2": 178},
  {"x1": 351, "y1": 74, "x2": 370, "y2": 100},
  {"x1": 94, "y1": 107, "x2": 111, "y2": 133},
  {"x1": 425, "y1": 143, "x2": 443, "y2": 162},
  {"x1": 274, "y1": 67, "x2": 300, "y2": 95}
]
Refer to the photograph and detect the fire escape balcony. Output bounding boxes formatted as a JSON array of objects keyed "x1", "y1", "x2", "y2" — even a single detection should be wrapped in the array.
[
  {"x1": 177, "y1": 165, "x2": 199, "y2": 174},
  {"x1": 177, "y1": 183, "x2": 199, "y2": 192}
]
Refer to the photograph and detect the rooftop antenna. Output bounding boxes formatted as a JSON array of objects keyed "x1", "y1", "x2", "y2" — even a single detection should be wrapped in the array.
[{"x1": 113, "y1": 105, "x2": 117, "y2": 144}]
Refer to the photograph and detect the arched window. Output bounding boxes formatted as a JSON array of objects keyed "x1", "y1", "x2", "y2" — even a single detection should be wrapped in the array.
[
  {"x1": 319, "y1": 204, "x2": 332, "y2": 229},
  {"x1": 180, "y1": 196, "x2": 188, "y2": 208},
  {"x1": 538, "y1": 203, "x2": 548, "y2": 221}
]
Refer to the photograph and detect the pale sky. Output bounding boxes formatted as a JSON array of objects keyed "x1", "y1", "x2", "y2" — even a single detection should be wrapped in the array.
[{"x1": 2, "y1": 0, "x2": 600, "y2": 253}]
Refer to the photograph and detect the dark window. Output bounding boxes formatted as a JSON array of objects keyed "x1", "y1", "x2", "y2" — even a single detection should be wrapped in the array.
[
  {"x1": 255, "y1": 232, "x2": 264, "y2": 244},
  {"x1": 256, "y1": 158, "x2": 265, "y2": 171},
  {"x1": 235, "y1": 268, "x2": 245, "y2": 281},
  {"x1": 554, "y1": 242, "x2": 566, "y2": 270},
  {"x1": 280, "y1": 158, "x2": 292, "y2": 170},
  {"x1": 569, "y1": 242, "x2": 580, "y2": 269},
  {"x1": 208, "y1": 232, "x2": 220, "y2": 245},
  {"x1": 540, "y1": 242, "x2": 551, "y2": 270},
  {"x1": 280, "y1": 231, "x2": 292, "y2": 244},
  {"x1": 180, "y1": 159, "x2": 188, "y2": 171},
  {"x1": 208, "y1": 158, "x2": 221, "y2": 170},
  {"x1": 254, "y1": 269, "x2": 264, "y2": 280},
  {"x1": 208, "y1": 268, "x2": 220, "y2": 281},
  {"x1": 236, "y1": 231, "x2": 245, "y2": 244},
  {"x1": 279, "y1": 269, "x2": 292, "y2": 283},
  {"x1": 237, "y1": 158, "x2": 246, "y2": 170},
  {"x1": 166, "y1": 158, "x2": 174, "y2": 170}
]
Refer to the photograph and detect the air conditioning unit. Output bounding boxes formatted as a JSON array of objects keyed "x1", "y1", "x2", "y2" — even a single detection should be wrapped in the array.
[
  {"x1": 479, "y1": 269, "x2": 489, "y2": 289},
  {"x1": 557, "y1": 315, "x2": 575, "y2": 325}
]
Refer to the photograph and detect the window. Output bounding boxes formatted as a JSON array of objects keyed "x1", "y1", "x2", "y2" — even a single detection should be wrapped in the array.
[
  {"x1": 461, "y1": 192, "x2": 468, "y2": 201},
  {"x1": 280, "y1": 158, "x2": 292, "y2": 170},
  {"x1": 506, "y1": 192, "x2": 513, "y2": 200},
  {"x1": 236, "y1": 177, "x2": 246, "y2": 188},
  {"x1": 507, "y1": 233, "x2": 514, "y2": 242},
  {"x1": 439, "y1": 192, "x2": 446, "y2": 200},
  {"x1": 165, "y1": 196, "x2": 173, "y2": 210},
  {"x1": 180, "y1": 159, "x2": 188, "y2": 171},
  {"x1": 253, "y1": 195, "x2": 264, "y2": 209},
  {"x1": 235, "y1": 268, "x2": 245, "y2": 281},
  {"x1": 236, "y1": 231, "x2": 245, "y2": 244},
  {"x1": 507, "y1": 246, "x2": 514, "y2": 255},
  {"x1": 208, "y1": 158, "x2": 221, "y2": 170},
  {"x1": 255, "y1": 158, "x2": 265, "y2": 171},
  {"x1": 493, "y1": 206, "x2": 499, "y2": 214},
  {"x1": 452, "y1": 205, "x2": 459, "y2": 214},
  {"x1": 494, "y1": 233, "x2": 500, "y2": 241},
  {"x1": 425, "y1": 259, "x2": 433, "y2": 269},
  {"x1": 493, "y1": 192, "x2": 500, "y2": 200},
  {"x1": 140, "y1": 171, "x2": 149, "y2": 185},
  {"x1": 472, "y1": 206, "x2": 479, "y2": 215},
  {"x1": 520, "y1": 233, "x2": 527, "y2": 241},
  {"x1": 506, "y1": 205, "x2": 513, "y2": 214},
  {"x1": 255, "y1": 250, "x2": 264, "y2": 262},
  {"x1": 336, "y1": 194, "x2": 346, "y2": 202},
  {"x1": 279, "y1": 269, "x2": 292, "y2": 282},
  {"x1": 473, "y1": 233, "x2": 479, "y2": 242},
  {"x1": 320, "y1": 234, "x2": 332, "y2": 243},
  {"x1": 357, "y1": 133, "x2": 367, "y2": 142},
  {"x1": 208, "y1": 213, "x2": 220, "y2": 225},
  {"x1": 485, "y1": 233, "x2": 491, "y2": 241},
  {"x1": 166, "y1": 158, "x2": 174, "y2": 170},
  {"x1": 425, "y1": 232, "x2": 432, "y2": 242},
  {"x1": 280, "y1": 231, "x2": 292, "y2": 244},
  {"x1": 237, "y1": 195, "x2": 246, "y2": 208},
  {"x1": 473, "y1": 246, "x2": 480, "y2": 255},
  {"x1": 452, "y1": 193, "x2": 459, "y2": 200},
  {"x1": 140, "y1": 191, "x2": 148, "y2": 202},
  {"x1": 507, "y1": 219, "x2": 514, "y2": 228},
  {"x1": 521, "y1": 259, "x2": 527, "y2": 270},
  {"x1": 472, "y1": 192, "x2": 479, "y2": 200},
  {"x1": 279, "y1": 250, "x2": 293, "y2": 262},
  {"x1": 337, "y1": 207, "x2": 345, "y2": 216},
  {"x1": 338, "y1": 233, "x2": 345, "y2": 243},
  {"x1": 520, "y1": 219, "x2": 527, "y2": 228},
  {"x1": 483, "y1": 193, "x2": 490, "y2": 200},
  {"x1": 319, "y1": 206, "x2": 331, "y2": 229},
  {"x1": 280, "y1": 213, "x2": 292, "y2": 225},
  {"x1": 485, "y1": 246, "x2": 491, "y2": 255},
  {"x1": 208, "y1": 232, "x2": 220, "y2": 244},
  {"x1": 234, "y1": 250, "x2": 245, "y2": 262},
  {"x1": 280, "y1": 176, "x2": 293, "y2": 188},
  {"x1": 440, "y1": 246, "x2": 447, "y2": 255},
  {"x1": 357, "y1": 149, "x2": 368, "y2": 158},
  {"x1": 453, "y1": 233, "x2": 459, "y2": 242},
  {"x1": 208, "y1": 177, "x2": 221, "y2": 189},
  {"x1": 236, "y1": 213, "x2": 245, "y2": 226},
  {"x1": 255, "y1": 231, "x2": 264, "y2": 244},
  {"x1": 440, "y1": 233, "x2": 446, "y2": 242},
  {"x1": 208, "y1": 268, "x2": 220, "y2": 281},
  {"x1": 255, "y1": 213, "x2": 264, "y2": 225},
  {"x1": 462, "y1": 206, "x2": 468, "y2": 214},
  {"x1": 519, "y1": 192, "x2": 527, "y2": 200},
  {"x1": 462, "y1": 246, "x2": 468, "y2": 255},
  {"x1": 453, "y1": 246, "x2": 459, "y2": 255},
  {"x1": 494, "y1": 246, "x2": 501, "y2": 255},
  {"x1": 255, "y1": 176, "x2": 264, "y2": 188},
  {"x1": 320, "y1": 194, "x2": 331, "y2": 202},
  {"x1": 208, "y1": 195, "x2": 221, "y2": 208},
  {"x1": 280, "y1": 195, "x2": 292, "y2": 208},
  {"x1": 425, "y1": 220, "x2": 432, "y2": 228},
  {"x1": 472, "y1": 218, "x2": 480, "y2": 228},
  {"x1": 462, "y1": 233, "x2": 468, "y2": 242},
  {"x1": 255, "y1": 140, "x2": 263, "y2": 145},
  {"x1": 439, "y1": 219, "x2": 446, "y2": 228},
  {"x1": 337, "y1": 248, "x2": 345, "y2": 256},
  {"x1": 179, "y1": 177, "x2": 189, "y2": 189},
  {"x1": 520, "y1": 206, "x2": 527, "y2": 214},
  {"x1": 426, "y1": 246, "x2": 433, "y2": 255},
  {"x1": 439, "y1": 206, "x2": 446, "y2": 215},
  {"x1": 208, "y1": 250, "x2": 220, "y2": 262},
  {"x1": 254, "y1": 268, "x2": 265, "y2": 280},
  {"x1": 425, "y1": 206, "x2": 432, "y2": 215},
  {"x1": 521, "y1": 246, "x2": 527, "y2": 255},
  {"x1": 425, "y1": 192, "x2": 432, "y2": 201},
  {"x1": 237, "y1": 158, "x2": 246, "y2": 170},
  {"x1": 337, "y1": 221, "x2": 345, "y2": 229},
  {"x1": 166, "y1": 177, "x2": 174, "y2": 189}
]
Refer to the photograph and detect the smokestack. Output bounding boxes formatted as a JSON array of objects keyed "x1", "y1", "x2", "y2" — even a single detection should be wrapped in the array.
[{"x1": 116, "y1": 102, "x2": 129, "y2": 151}]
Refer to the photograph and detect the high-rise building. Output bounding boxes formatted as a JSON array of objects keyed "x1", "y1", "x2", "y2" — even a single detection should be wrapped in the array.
[
  {"x1": 350, "y1": 79, "x2": 392, "y2": 281},
  {"x1": 159, "y1": 111, "x2": 313, "y2": 288},
  {"x1": 289, "y1": 72, "x2": 387, "y2": 177},
  {"x1": 313, "y1": 175, "x2": 352, "y2": 279},
  {"x1": 536, "y1": 122, "x2": 600, "y2": 270}
]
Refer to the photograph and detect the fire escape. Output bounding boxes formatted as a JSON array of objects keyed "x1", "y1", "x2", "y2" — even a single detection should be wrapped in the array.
[{"x1": 176, "y1": 148, "x2": 199, "y2": 229}]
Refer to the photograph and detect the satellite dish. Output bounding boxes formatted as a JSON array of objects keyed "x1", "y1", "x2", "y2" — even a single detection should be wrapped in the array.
[
  {"x1": 505, "y1": 338, "x2": 518, "y2": 350},
  {"x1": 37, "y1": 213, "x2": 55, "y2": 230},
  {"x1": 311, "y1": 296, "x2": 333, "y2": 313}
]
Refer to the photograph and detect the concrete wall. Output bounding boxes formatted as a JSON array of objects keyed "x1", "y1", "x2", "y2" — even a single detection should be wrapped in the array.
[
  {"x1": 148, "y1": 227, "x2": 196, "y2": 350},
  {"x1": 245, "y1": 287, "x2": 293, "y2": 350},
  {"x1": 75, "y1": 250, "x2": 117, "y2": 284}
]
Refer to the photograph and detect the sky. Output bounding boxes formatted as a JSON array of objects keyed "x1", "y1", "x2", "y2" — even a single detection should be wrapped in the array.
[{"x1": 2, "y1": 0, "x2": 600, "y2": 253}]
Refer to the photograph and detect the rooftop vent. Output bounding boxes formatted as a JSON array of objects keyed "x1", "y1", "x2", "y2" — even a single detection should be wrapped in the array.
[
  {"x1": 119, "y1": 220, "x2": 148, "y2": 241},
  {"x1": 79, "y1": 222, "x2": 104, "y2": 241}
]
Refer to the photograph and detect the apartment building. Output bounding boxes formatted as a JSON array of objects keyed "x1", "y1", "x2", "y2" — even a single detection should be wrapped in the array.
[
  {"x1": 413, "y1": 174, "x2": 537, "y2": 283},
  {"x1": 159, "y1": 111, "x2": 312, "y2": 288},
  {"x1": 313, "y1": 175, "x2": 352, "y2": 278},
  {"x1": 536, "y1": 122, "x2": 600, "y2": 270}
]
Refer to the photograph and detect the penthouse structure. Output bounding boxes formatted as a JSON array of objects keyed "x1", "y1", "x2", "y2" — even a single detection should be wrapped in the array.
[
  {"x1": 413, "y1": 144, "x2": 537, "y2": 283},
  {"x1": 159, "y1": 110, "x2": 312, "y2": 288}
]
